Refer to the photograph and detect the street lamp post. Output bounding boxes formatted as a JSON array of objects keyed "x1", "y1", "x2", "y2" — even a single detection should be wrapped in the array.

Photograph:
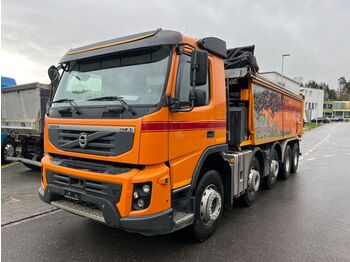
[
  {"x1": 281, "y1": 53, "x2": 290, "y2": 87},
  {"x1": 316, "y1": 91, "x2": 319, "y2": 125}
]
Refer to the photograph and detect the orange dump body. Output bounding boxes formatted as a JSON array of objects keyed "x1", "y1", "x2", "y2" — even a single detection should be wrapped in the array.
[{"x1": 250, "y1": 77, "x2": 303, "y2": 145}]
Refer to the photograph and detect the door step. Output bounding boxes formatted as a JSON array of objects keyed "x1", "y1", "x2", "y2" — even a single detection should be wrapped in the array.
[{"x1": 173, "y1": 211, "x2": 194, "y2": 230}]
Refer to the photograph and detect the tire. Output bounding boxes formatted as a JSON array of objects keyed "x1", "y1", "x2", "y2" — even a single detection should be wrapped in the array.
[
  {"x1": 240, "y1": 156, "x2": 261, "y2": 206},
  {"x1": 191, "y1": 170, "x2": 224, "y2": 242},
  {"x1": 264, "y1": 149, "x2": 279, "y2": 189},
  {"x1": 279, "y1": 145, "x2": 292, "y2": 180},
  {"x1": 1, "y1": 138, "x2": 16, "y2": 164},
  {"x1": 21, "y1": 139, "x2": 43, "y2": 171},
  {"x1": 290, "y1": 143, "x2": 299, "y2": 174}
]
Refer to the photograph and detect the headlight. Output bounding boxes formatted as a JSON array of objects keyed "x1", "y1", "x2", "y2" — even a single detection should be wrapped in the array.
[{"x1": 142, "y1": 184, "x2": 151, "y2": 194}]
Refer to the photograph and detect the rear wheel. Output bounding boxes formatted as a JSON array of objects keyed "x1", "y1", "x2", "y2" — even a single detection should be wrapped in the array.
[
  {"x1": 291, "y1": 143, "x2": 299, "y2": 174},
  {"x1": 191, "y1": 170, "x2": 224, "y2": 242},
  {"x1": 264, "y1": 149, "x2": 279, "y2": 189},
  {"x1": 241, "y1": 156, "x2": 261, "y2": 206},
  {"x1": 1, "y1": 138, "x2": 16, "y2": 164},
  {"x1": 279, "y1": 145, "x2": 292, "y2": 180}
]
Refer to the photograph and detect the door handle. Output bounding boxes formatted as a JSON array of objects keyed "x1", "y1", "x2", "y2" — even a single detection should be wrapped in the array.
[{"x1": 207, "y1": 130, "x2": 215, "y2": 138}]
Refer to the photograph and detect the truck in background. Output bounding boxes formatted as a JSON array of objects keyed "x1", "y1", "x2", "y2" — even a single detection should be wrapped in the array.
[
  {"x1": 39, "y1": 29, "x2": 303, "y2": 241},
  {"x1": 1, "y1": 82, "x2": 50, "y2": 169},
  {"x1": 1, "y1": 76, "x2": 18, "y2": 164}
]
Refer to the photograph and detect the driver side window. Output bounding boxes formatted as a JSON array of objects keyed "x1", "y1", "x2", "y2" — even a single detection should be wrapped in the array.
[{"x1": 176, "y1": 54, "x2": 209, "y2": 106}]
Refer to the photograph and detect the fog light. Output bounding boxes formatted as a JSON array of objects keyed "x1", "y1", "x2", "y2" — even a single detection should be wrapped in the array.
[
  {"x1": 137, "y1": 199, "x2": 145, "y2": 208},
  {"x1": 132, "y1": 182, "x2": 152, "y2": 210},
  {"x1": 133, "y1": 191, "x2": 139, "y2": 199},
  {"x1": 142, "y1": 184, "x2": 151, "y2": 194}
]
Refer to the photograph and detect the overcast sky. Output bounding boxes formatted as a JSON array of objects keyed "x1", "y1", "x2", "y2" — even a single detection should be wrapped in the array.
[{"x1": 1, "y1": 0, "x2": 349, "y2": 89}]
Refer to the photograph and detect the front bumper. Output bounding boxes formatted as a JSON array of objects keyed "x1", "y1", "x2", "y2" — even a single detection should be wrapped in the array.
[{"x1": 39, "y1": 185, "x2": 175, "y2": 235}]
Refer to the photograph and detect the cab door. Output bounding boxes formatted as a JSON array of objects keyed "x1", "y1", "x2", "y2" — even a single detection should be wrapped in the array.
[{"x1": 169, "y1": 53, "x2": 217, "y2": 190}]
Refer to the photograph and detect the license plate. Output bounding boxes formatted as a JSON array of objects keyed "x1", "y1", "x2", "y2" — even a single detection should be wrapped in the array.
[{"x1": 64, "y1": 190, "x2": 81, "y2": 201}]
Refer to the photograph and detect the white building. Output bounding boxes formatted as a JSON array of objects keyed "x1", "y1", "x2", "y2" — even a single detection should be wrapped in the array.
[
  {"x1": 260, "y1": 71, "x2": 301, "y2": 94},
  {"x1": 300, "y1": 87, "x2": 324, "y2": 121}
]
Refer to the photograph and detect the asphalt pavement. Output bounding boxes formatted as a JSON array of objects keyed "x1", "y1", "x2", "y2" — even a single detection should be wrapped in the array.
[
  {"x1": 1, "y1": 122, "x2": 350, "y2": 261},
  {"x1": 1, "y1": 163, "x2": 56, "y2": 226}
]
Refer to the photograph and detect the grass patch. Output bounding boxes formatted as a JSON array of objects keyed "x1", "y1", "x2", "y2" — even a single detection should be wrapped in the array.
[{"x1": 304, "y1": 122, "x2": 321, "y2": 130}]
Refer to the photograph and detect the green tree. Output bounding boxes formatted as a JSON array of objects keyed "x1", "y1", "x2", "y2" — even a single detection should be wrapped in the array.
[
  {"x1": 304, "y1": 80, "x2": 337, "y2": 100},
  {"x1": 338, "y1": 77, "x2": 350, "y2": 100}
]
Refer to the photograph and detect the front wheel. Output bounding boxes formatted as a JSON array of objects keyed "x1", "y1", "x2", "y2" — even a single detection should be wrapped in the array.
[
  {"x1": 1, "y1": 138, "x2": 16, "y2": 164},
  {"x1": 191, "y1": 170, "x2": 224, "y2": 242}
]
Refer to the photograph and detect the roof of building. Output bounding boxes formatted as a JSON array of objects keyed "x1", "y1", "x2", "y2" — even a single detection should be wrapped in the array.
[{"x1": 300, "y1": 86, "x2": 324, "y2": 92}]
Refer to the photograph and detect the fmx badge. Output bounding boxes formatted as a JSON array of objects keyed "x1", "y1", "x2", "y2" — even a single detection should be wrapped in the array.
[{"x1": 120, "y1": 127, "x2": 135, "y2": 133}]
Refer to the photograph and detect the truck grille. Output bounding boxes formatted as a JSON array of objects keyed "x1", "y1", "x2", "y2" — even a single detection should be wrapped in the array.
[
  {"x1": 50, "y1": 155, "x2": 134, "y2": 175},
  {"x1": 48, "y1": 124, "x2": 135, "y2": 156},
  {"x1": 46, "y1": 171, "x2": 122, "y2": 203}
]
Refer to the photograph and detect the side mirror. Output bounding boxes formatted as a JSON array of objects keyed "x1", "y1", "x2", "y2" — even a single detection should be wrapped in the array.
[
  {"x1": 48, "y1": 65, "x2": 60, "y2": 104},
  {"x1": 48, "y1": 65, "x2": 60, "y2": 84},
  {"x1": 190, "y1": 50, "x2": 208, "y2": 86},
  {"x1": 189, "y1": 89, "x2": 207, "y2": 107}
]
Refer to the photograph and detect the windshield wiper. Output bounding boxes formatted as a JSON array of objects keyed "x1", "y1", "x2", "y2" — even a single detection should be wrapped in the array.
[
  {"x1": 51, "y1": 98, "x2": 82, "y2": 115},
  {"x1": 87, "y1": 96, "x2": 137, "y2": 115}
]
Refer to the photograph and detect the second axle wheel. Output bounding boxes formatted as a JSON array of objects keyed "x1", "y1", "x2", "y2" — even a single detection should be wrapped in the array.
[{"x1": 241, "y1": 156, "x2": 261, "y2": 206}]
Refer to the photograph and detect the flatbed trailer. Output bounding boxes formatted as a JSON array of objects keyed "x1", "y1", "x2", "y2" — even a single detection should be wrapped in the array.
[{"x1": 39, "y1": 29, "x2": 303, "y2": 241}]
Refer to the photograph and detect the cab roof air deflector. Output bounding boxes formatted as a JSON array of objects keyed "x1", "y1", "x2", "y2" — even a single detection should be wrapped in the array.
[{"x1": 59, "y1": 29, "x2": 182, "y2": 63}]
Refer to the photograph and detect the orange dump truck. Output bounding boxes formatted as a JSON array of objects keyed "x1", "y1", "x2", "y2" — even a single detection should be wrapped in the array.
[{"x1": 39, "y1": 29, "x2": 303, "y2": 241}]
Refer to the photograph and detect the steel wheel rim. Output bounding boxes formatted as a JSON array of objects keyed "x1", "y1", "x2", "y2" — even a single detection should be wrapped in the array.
[
  {"x1": 4, "y1": 144, "x2": 15, "y2": 158},
  {"x1": 200, "y1": 184, "x2": 222, "y2": 225},
  {"x1": 270, "y1": 159, "x2": 279, "y2": 180},
  {"x1": 247, "y1": 167, "x2": 260, "y2": 199},
  {"x1": 285, "y1": 154, "x2": 291, "y2": 172},
  {"x1": 293, "y1": 151, "x2": 298, "y2": 167}
]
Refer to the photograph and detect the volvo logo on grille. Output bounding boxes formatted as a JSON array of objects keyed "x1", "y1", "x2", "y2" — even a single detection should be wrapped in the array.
[{"x1": 78, "y1": 133, "x2": 88, "y2": 148}]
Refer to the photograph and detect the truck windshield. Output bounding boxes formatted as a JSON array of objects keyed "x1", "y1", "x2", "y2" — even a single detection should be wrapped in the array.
[{"x1": 52, "y1": 45, "x2": 171, "y2": 108}]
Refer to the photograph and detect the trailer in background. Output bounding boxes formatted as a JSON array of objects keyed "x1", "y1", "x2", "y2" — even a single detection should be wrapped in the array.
[{"x1": 1, "y1": 82, "x2": 50, "y2": 170}]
